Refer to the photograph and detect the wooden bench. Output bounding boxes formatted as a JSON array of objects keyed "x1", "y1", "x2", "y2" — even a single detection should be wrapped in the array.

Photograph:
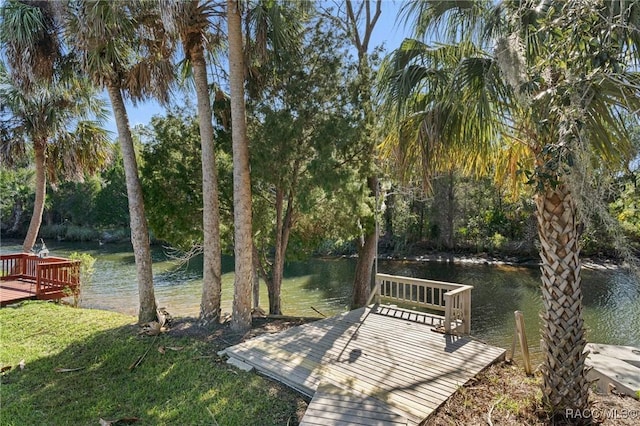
[{"x1": 370, "y1": 273, "x2": 473, "y2": 335}]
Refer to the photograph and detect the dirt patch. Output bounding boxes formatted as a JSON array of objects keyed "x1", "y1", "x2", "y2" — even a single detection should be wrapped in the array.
[
  {"x1": 167, "y1": 315, "x2": 318, "y2": 347},
  {"x1": 427, "y1": 361, "x2": 640, "y2": 425}
]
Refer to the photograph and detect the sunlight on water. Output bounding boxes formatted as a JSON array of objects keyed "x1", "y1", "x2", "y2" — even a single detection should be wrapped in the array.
[{"x1": 2, "y1": 240, "x2": 638, "y2": 360}]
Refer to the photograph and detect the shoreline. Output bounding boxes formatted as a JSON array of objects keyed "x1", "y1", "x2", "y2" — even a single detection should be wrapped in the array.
[{"x1": 371, "y1": 251, "x2": 627, "y2": 271}]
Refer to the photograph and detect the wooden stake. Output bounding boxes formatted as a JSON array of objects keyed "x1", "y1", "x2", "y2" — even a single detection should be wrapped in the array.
[{"x1": 514, "y1": 310, "x2": 532, "y2": 375}]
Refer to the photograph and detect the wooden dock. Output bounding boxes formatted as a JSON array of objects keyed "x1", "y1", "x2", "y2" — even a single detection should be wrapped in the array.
[
  {"x1": 1, "y1": 253, "x2": 80, "y2": 306},
  {"x1": 221, "y1": 305, "x2": 506, "y2": 425},
  {"x1": 585, "y1": 343, "x2": 640, "y2": 399}
]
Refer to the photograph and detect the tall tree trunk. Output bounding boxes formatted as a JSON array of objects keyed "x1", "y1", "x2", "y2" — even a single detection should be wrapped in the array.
[
  {"x1": 106, "y1": 83, "x2": 158, "y2": 324},
  {"x1": 22, "y1": 142, "x2": 47, "y2": 252},
  {"x1": 267, "y1": 188, "x2": 294, "y2": 315},
  {"x1": 10, "y1": 200, "x2": 24, "y2": 234},
  {"x1": 345, "y1": 1, "x2": 381, "y2": 309},
  {"x1": 384, "y1": 189, "x2": 394, "y2": 241},
  {"x1": 228, "y1": 0, "x2": 253, "y2": 333},
  {"x1": 445, "y1": 171, "x2": 455, "y2": 249},
  {"x1": 252, "y1": 243, "x2": 260, "y2": 309},
  {"x1": 191, "y1": 45, "x2": 222, "y2": 325},
  {"x1": 535, "y1": 185, "x2": 589, "y2": 416},
  {"x1": 352, "y1": 176, "x2": 378, "y2": 308}
]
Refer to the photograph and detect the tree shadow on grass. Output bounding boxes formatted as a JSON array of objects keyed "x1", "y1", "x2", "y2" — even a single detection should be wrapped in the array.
[{"x1": 1, "y1": 322, "x2": 303, "y2": 425}]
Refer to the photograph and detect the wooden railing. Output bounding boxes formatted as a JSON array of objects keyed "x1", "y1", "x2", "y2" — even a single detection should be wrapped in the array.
[
  {"x1": 1, "y1": 253, "x2": 80, "y2": 299},
  {"x1": 370, "y1": 273, "x2": 473, "y2": 335}
]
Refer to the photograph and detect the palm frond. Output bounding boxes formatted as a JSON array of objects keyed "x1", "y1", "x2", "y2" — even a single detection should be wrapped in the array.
[
  {"x1": 0, "y1": 0, "x2": 62, "y2": 88},
  {"x1": 398, "y1": 0, "x2": 492, "y2": 45}
]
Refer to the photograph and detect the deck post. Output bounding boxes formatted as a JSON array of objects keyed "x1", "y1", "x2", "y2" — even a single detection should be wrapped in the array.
[
  {"x1": 444, "y1": 295, "x2": 452, "y2": 334},
  {"x1": 463, "y1": 290, "x2": 471, "y2": 334},
  {"x1": 35, "y1": 263, "x2": 41, "y2": 296},
  {"x1": 365, "y1": 276, "x2": 381, "y2": 306},
  {"x1": 514, "y1": 311, "x2": 532, "y2": 375}
]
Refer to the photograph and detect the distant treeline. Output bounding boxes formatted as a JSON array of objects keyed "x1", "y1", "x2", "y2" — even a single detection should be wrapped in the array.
[{"x1": 3, "y1": 138, "x2": 638, "y2": 259}]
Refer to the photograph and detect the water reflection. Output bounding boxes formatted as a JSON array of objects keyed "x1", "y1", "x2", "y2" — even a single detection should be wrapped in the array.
[{"x1": 1, "y1": 241, "x2": 638, "y2": 360}]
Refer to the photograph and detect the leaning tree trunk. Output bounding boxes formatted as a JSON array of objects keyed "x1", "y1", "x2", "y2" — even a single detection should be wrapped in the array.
[
  {"x1": 191, "y1": 45, "x2": 222, "y2": 325},
  {"x1": 535, "y1": 184, "x2": 589, "y2": 416},
  {"x1": 352, "y1": 176, "x2": 378, "y2": 308},
  {"x1": 106, "y1": 83, "x2": 158, "y2": 324},
  {"x1": 22, "y1": 142, "x2": 47, "y2": 252},
  {"x1": 228, "y1": 0, "x2": 253, "y2": 333}
]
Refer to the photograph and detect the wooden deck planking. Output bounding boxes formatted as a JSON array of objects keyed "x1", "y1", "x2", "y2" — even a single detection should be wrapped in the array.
[
  {"x1": 251, "y1": 310, "x2": 501, "y2": 377},
  {"x1": 241, "y1": 324, "x2": 484, "y2": 396},
  {"x1": 222, "y1": 306, "x2": 506, "y2": 425},
  {"x1": 0, "y1": 280, "x2": 36, "y2": 306},
  {"x1": 256, "y1": 306, "x2": 496, "y2": 366},
  {"x1": 300, "y1": 382, "x2": 408, "y2": 426},
  {"x1": 236, "y1": 338, "x2": 457, "y2": 411},
  {"x1": 227, "y1": 315, "x2": 502, "y2": 411}
]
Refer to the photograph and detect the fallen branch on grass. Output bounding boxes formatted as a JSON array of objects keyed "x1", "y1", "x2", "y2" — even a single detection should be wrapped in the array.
[{"x1": 129, "y1": 334, "x2": 159, "y2": 371}]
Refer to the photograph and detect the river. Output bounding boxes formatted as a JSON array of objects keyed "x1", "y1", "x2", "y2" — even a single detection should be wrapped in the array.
[{"x1": 2, "y1": 240, "x2": 639, "y2": 361}]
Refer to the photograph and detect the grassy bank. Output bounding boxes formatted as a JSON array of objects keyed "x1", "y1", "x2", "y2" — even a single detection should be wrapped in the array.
[
  {"x1": 4, "y1": 303, "x2": 639, "y2": 426},
  {"x1": 0, "y1": 302, "x2": 304, "y2": 425}
]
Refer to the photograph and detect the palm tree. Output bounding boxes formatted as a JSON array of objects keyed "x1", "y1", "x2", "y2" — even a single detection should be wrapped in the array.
[
  {"x1": 161, "y1": 0, "x2": 224, "y2": 325},
  {"x1": 64, "y1": 0, "x2": 174, "y2": 324},
  {"x1": 0, "y1": 1, "x2": 111, "y2": 253},
  {"x1": 0, "y1": 64, "x2": 111, "y2": 252},
  {"x1": 381, "y1": 0, "x2": 640, "y2": 417},
  {"x1": 227, "y1": 0, "x2": 254, "y2": 333}
]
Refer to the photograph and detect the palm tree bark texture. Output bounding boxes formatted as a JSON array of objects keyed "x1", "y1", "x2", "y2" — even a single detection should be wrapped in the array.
[
  {"x1": 227, "y1": 0, "x2": 254, "y2": 333},
  {"x1": 106, "y1": 83, "x2": 158, "y2": 324},
  {"x1": 535, "y1": 184, "x2": 588, "y2": 413},
  {"x1": 190, "y1": 39, "x2": 223, "y2": 325},
  {"x1": 22, "y1": 141, "x2": 47, "y2": 252}
]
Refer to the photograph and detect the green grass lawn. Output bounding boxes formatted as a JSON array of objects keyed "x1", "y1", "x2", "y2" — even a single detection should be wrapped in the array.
[{"x1": 0, "y1": 302, "x2": 303, "y2": 425}]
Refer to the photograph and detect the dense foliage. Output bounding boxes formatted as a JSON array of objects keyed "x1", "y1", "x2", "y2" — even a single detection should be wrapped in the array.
[{"x1": 2, "y1": 0, "x2": 637, "y2": 259}]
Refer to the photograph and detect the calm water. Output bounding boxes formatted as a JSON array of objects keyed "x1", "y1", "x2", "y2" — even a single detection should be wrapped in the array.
[{"x1": 2, "y1": 240, "x2": 638, "y2": 360}]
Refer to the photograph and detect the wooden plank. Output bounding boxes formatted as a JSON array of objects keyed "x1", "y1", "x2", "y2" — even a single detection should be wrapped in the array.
[
  {"x1": 232, "y1": 337, "x2": 468, "y2": 410},
  {"x1": 225, "y1": 308, "x2": 504, "y2": 388},
  {"x1": 227, "y1": 325, "x2": 486, "y2": 388},
  {"x1": 227, "y1": 351, "x2": 319, "y2": 396},
  {"x1": 239, "y1": 330, "x2": 484, "y2": 392},
  {"x1": 318, "y1": 367, "x2": 433, "y2": 424},
  {"x1": 0, "y1": 280, "x2": 36, "y2": 306},
  {"x1": 585, "y1": 344, "x2": 640, "y2": 398},
  {"x1": 227, "y1": 336, "x2": 455, "y2": 419},
  {"x1": 245, "y1": 307, "x2": 502, "y2": 366},
  {"x1": 300, "y1": 381, "x2": 407, "y2": 426},
  {"x1": 363, "y1": 312, "x2": 505, "y2": 361},
  {"x1": 299, "y1": 313, "x2": 503, "y2": 368},
  {"x1": 228, "y1": 345, "x2": 324, "y2": 387}
]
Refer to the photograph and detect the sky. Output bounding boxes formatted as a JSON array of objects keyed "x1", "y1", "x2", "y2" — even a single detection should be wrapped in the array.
[{"x1": 109, "y1": 0, "x2": 412, "y2": 135}]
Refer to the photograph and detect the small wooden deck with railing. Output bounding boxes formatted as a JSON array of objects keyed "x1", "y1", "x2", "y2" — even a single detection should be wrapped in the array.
[
  {"x1": 221, "y1": 273, "x2": 505, "y2": 425},
  {"x1": 1, "y1": 253, "x2": 80, "y2": 306}
]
